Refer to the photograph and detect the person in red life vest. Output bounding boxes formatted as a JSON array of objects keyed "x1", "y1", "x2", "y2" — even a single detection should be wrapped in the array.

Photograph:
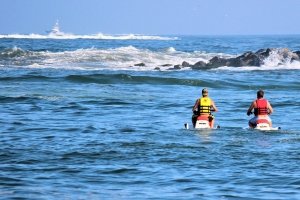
[
  {"x1": 192, "y1": 88, "x2": 218, "y2": 128},
  {"x1": 247, "y1": 90, "x2": 273, "y2": 128}
]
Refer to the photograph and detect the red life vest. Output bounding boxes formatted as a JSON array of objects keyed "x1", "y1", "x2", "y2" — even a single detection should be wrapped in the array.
[{"x1": 254, "y1": 99, "x2": 268, "y2": 115}]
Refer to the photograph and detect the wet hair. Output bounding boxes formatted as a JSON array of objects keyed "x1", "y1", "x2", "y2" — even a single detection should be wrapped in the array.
[{"x1": 257, "y1": 90, "x2": 264, "y2": 98}]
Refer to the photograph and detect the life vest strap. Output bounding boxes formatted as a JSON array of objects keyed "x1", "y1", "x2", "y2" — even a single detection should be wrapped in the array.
[
  {"x1": 199, "y1": 106, "x2": 211, "y2": 114},
  {"x1": 256, "y1": 107, "x2": 268, "y2": 115},
  {"x1": 198, "y1": 97, "x2": 212, "y2": 115},
  {"x1": 255, "y1": 99, "x2": 268, "y2": 115}
]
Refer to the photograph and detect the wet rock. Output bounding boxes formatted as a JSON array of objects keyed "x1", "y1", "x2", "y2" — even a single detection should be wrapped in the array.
[
  {"x1": 230, "y1": 52, "x2": 261, "y2": 66},
  {"x1": 161, "y1": 64, "x2": 173, "y2": 67},
  {"x1": 256, "y1": 48, "x2": 273, "y2": 58},
  {"x1": 190, "y1": 61, "x2": 207, "y2": 70},
  {"x1": 154, "y1": 67, "x2": 161, "y2": 70},
  {"x1": 279, "y1": 48, "x2": 300, "y2": 63},
  {"x1": 190, "y1": 48, "x2": 300, "y2": 70},
  {"x1": 167, "y1": 65, "x2": 181, "y2": 70},
  {"x1": 293, "y1": 51, "x2": 300, "y2": 60},
  {"x1": 182, "y1": 61, "x2": 190, "y2": 67},
  {"x1": 294, "y1": 50, "x2": 300, "y2": 57},
  {"x1": 206, "y1": 56, "x2": 228, "y2": 68},
  {"x1": 134, "y1": 63, "x2": 145, "y2": 66},
  {"x1": 173, "y1": 65, "x2": 181, "y2": 69}
]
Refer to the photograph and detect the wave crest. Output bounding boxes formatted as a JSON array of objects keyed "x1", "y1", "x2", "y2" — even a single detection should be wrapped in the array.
[
  {"x1": 0, "y1": 33, "x2": 178, "y2": 41},
  {"x1": 0, "y1": 47, "x2": 32, "y2": 58},
  {"x1": 1, "y1": 46, "x2": 300, "y2": 71},
  {"x1": 262, "y1": 48, "x2": 298, "y2": 67}
]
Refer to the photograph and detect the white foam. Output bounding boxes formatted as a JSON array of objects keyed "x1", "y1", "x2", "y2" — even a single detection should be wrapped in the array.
[
  {"x1": 263, "y1": 48, "x2": 294, "y2": 67},
  {"x1": 0, "y1": 33, "x2": 178, "y2": 40},
  {"x1": 215, "y1": 49, "x2": 300, "y2": 71},
  {"x1": 3, "y1": 46, "x2": 212, "y2": 71},
  {"x1": 4, "y1": 46, "x2": 300, "y2": 71},
  {"x1": 215, "y1": 61, "x2": 300, "y2": 71},
  {"x1": 165, "y1": 47, "x2": 177, "y2": 53}
]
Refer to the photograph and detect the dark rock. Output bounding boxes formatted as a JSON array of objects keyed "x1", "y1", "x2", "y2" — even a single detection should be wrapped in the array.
[
  {"x1": 173, "y1": 65, "x2": 181, "y2": 69},
  {"x1": 255, "y1": 48, "x2": 273, "y2": 58},
  {"x1": 182, "y1": 61, "x2": 190, "y2": 67},
  {"x1": 280, "y1": 48, "x2": 300, "y2": 63},
  {"x1": 154, "y1": 67, "x2": 161, "y2": 70},
  {"x1": 167, "y1": 65, "x2": 181, "y2": 70},
  {"x1": 190, "y1": 47, "x2": 300, "y2": 71},
  {"x1": 161, "y1": 64, "x2": 173, "y2": 67},
  {"x1": 207, "y1": 56, "x2": 228, "y2": 67},
  {"x1": 134, "y1": 63, "x2": 145, "y2": 66},
  {"x1": 190, "y1": 61, "x2": 207, "y2": 70},
  {"x1": 293, "y1": 51, "x2": 300, "y2": 61},
  {"x1": 194, "y1": 61, "x2": 206, "y2": 67},
  {"x1": 294, "y1": 51, "x2": 300, "y2": 57},
  {"x1": 230, "y1": 52, "x2": 261, "y2": 66}
]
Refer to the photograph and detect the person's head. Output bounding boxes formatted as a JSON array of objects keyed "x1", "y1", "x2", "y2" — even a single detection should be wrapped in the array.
[
  {"x1": 202, "y1": 88, "x2": 208, "y2": 97},
  {"x1": 257, "y1": 89, "x2": 264, "y2": 99}
]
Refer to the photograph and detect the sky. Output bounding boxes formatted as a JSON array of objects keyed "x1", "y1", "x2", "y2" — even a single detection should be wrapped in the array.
[{"x1": 1, "y1": 0, "x2": 300, "y2": 35}]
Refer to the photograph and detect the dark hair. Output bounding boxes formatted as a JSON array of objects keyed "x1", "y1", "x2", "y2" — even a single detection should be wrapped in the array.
[{"x1": 257, "y1": 90, "x2": 264, "y2": 98}]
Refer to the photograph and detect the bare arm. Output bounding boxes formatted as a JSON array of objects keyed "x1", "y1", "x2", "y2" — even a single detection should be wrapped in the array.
[
  {"x1": 192, "y1": 99, "x2": 199, "y2": 111},
  {"x1": 267, "y1": 101, "x2": 273, "y2": 114},
  {"x1": 247, "y1": 101, "x2": 255, "y2": 115},
  {"x1": 211, "y1": 100, "x2": 218, "y2": 112}
]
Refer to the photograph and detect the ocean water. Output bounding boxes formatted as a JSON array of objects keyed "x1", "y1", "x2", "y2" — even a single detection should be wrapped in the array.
[{"x1": 0, "y1": 34, "x2": 300, "y2": 199}]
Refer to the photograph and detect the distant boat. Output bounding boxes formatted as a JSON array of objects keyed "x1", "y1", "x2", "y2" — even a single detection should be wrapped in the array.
[{"x1": 46, "y1": 21, "x2": 64, "y2": 36}]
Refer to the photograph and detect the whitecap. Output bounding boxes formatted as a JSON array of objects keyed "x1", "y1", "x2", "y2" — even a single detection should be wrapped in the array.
[{"x1": 0, "y1": 33, "x2": 178, "y2": 41}]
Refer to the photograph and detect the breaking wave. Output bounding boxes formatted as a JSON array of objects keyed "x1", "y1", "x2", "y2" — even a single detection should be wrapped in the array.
[
  {"x1": 0, "y1": 33, "x2": 178, "y2": 41},
  {"x1": 216, "y1": 48, "x2": 300, "y2": 71},
  {"x1": 1, "y1": 46, "x2": 300, "y2": 71},
  {"x1": 0, "y1": 46, "x2": 208, "y2": 70}
]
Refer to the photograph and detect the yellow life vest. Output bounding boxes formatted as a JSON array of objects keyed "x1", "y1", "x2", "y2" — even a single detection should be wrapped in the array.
[{"x1": 199, "y1": 97, "x2": 211, "y2": 114}]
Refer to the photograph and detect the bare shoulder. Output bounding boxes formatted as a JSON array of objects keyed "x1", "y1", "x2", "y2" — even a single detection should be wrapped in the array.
[
  {"x1": 249, "y1": 100, "x2": 256, "y2": 109},
  {"x1": 211, "y1": 99, "x2": 216, "y2": 105}
]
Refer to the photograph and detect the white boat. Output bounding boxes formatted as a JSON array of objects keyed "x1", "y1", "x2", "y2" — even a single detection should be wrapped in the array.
[{"x1": 47, "y1": 21, "x2": 64, "y2": 36}]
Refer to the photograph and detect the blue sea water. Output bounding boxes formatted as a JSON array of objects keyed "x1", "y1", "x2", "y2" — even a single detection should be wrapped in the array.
[{"x1": 0, "y1": 34, "x2": 300, "y2": 199}]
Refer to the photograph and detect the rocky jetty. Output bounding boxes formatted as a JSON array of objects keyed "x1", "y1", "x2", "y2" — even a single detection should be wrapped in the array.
[{"x1": 166, "y1": 48, "x2": 300, "y2": 70}]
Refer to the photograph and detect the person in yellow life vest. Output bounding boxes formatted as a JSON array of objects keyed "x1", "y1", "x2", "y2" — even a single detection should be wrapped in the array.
[
  {"x1": 192, "y1": 88, "x2": 218, "y2": 128},
  {"x1": 247, "y1": 90, "x2": 273, "y2": 128}
]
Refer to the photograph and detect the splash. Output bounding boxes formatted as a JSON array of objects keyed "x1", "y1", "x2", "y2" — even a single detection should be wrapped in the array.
[
  {"x1": 0, "y1": 46, "x2": 208, "y2": 70},
  {"x1": 1, "y1": 46, "x2": 300, "y2": 71},
  {"x1": 216, "y1": 48, "x2": 300, "y2": 71},
  {"x1": 262, "y1": 48, "x2": 296, "y2": 67}
]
